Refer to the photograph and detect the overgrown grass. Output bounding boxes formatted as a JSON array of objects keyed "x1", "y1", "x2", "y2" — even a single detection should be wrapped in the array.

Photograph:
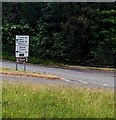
[
  {"x1": 1, "y1": 52, "x2": 115, "y2": 72},
  {"x1": 2, "y1": 52, "x2": 62, "y2": 65},
  {"x1": 2, "y1": 80, "x2": 114, "y2": 118},
  {"x1": 27, "y1": 57, "x2": 64, "y2": 66},
  {"x1": 0, "y1": 52, "x2": 2, "y2": 59},
  {"x1": 2, "y1": 52, "x2": 15, "y2": 61}
]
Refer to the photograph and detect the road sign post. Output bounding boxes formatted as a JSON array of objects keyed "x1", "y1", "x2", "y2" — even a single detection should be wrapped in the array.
[
  {"x1": 16, "y1": 58, "x2": 18, "y2": 71},
  {"x1": 24, "y1": 62, "x2": 26, "y2": 71},
  {"x1": 15, "y1": 35, "x2": 29, "y2": 71}
]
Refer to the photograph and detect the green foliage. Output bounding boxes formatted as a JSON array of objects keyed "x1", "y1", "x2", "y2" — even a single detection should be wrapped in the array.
[
  {"x1": 2, "y1": 22, "x2": 34, "y2": 55},
  {"x1": 2, "y1": 3, "x2": 116, "y2": 67},
  {"x1": 2, "y1": 52, "x2": 15, "y2": 61}
]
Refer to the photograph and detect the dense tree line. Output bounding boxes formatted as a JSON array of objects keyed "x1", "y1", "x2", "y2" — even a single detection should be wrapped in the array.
[{"x1": 2, "y1": 2, "x2": 116, "y2": 67}]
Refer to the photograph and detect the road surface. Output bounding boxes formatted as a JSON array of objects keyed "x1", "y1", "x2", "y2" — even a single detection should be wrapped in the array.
[{"x1": 0, "y1": 60, "x2": 115, "y2": 88}]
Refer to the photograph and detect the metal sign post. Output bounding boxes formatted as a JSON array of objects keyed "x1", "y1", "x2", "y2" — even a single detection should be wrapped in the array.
[
  {"x1": 24, "y1": 61, "x2": 26, "y2": 71},
  {"x1": 15, "y1": 35, "x2": 29, "y2": 71},
  {"x1": 16, "y1": 58, "x2": 18, "y2": 71}
]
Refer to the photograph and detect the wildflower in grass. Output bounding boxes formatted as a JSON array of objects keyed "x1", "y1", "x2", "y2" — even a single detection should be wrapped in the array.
[
  {"x1": 23, "y1": 94, "x2": 26, "y2": 97},
  {"x1": 32, "y1": 88, "x2": 36, "y2": 92},
  {"x1": 61, "y1": 90, "x2": 65, "y2": 94}
]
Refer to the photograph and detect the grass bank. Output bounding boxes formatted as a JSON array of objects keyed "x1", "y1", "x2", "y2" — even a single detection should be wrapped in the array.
[
  {"x1": 0, "y1": 67, "x2": 62, "y2": 80},
  {"x1": 1, "y1": 52, "x2": 115, "y2": 72},
  {"x1": 2, "y1": 80, "x2": 114, "y2": 118}
]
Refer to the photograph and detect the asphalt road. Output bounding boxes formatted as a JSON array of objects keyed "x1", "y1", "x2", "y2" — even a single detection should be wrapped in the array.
[{"x1": 0, "y1": 60, "x2": 115, "y2": 88}]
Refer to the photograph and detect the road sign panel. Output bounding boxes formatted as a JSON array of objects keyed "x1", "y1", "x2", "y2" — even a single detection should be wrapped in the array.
[
  {"x1": 16, "y1": 35, "x2": 29, "y2": 46},
  {"x1": 15, "y1": 35, "x2": 29, "y2": 58}
]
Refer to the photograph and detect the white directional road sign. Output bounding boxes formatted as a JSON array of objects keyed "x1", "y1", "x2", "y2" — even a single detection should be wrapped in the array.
[{"x1": 15, "y1": 35, "x2": 29, "y2": 58}]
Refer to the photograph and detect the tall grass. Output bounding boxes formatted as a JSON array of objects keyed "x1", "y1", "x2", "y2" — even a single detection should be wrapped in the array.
[
  {"x1": 2, "y1": 52, "x2": 115, "y2": 72},
  {"x1": 2, "y1": 52, "x2": 63, "y2": 66},
  {"x1": 2, "y1": 52, "x2": 15, "y2": 61},
  {"x1": 2, "y1": 80, "x2": 114, "y2": 118}
]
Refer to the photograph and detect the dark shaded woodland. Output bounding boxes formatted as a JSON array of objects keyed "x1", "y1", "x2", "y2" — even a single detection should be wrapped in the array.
[{"x1": 2, "y1": 2, "x2": 116, "y2": 67}]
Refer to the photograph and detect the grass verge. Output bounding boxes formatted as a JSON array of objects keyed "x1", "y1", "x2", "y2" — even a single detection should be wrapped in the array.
[
  {"x1": 63, "y1": 65, "x2": 116, "y2": 72},
  {"x1": 0, "y1": 67, "x2": 62, "y2": 80},
  {"x1": 1, "y1": 52, "x2": 115, "y2": 72},
  {"x1": 2, "y1": 80, "x2": 114, "y2": 118}
]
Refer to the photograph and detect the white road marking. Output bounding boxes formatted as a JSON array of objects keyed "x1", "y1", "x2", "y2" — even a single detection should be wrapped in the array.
[
  {"x1": 64, "y1": 79, "x2": 70, "y2": 82},
  {"x1": 78, "y1": 80, "x2": 88, "y2": 84},
  {"x1": 64, "y1": 79, "x2": 88, "y2": 85},
  {"x1": 103, "y1": 84, "x2": 108, "y2": 87},
  {"x1": 64, "y1": 78, "x2": 108, "y2": 87}
]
